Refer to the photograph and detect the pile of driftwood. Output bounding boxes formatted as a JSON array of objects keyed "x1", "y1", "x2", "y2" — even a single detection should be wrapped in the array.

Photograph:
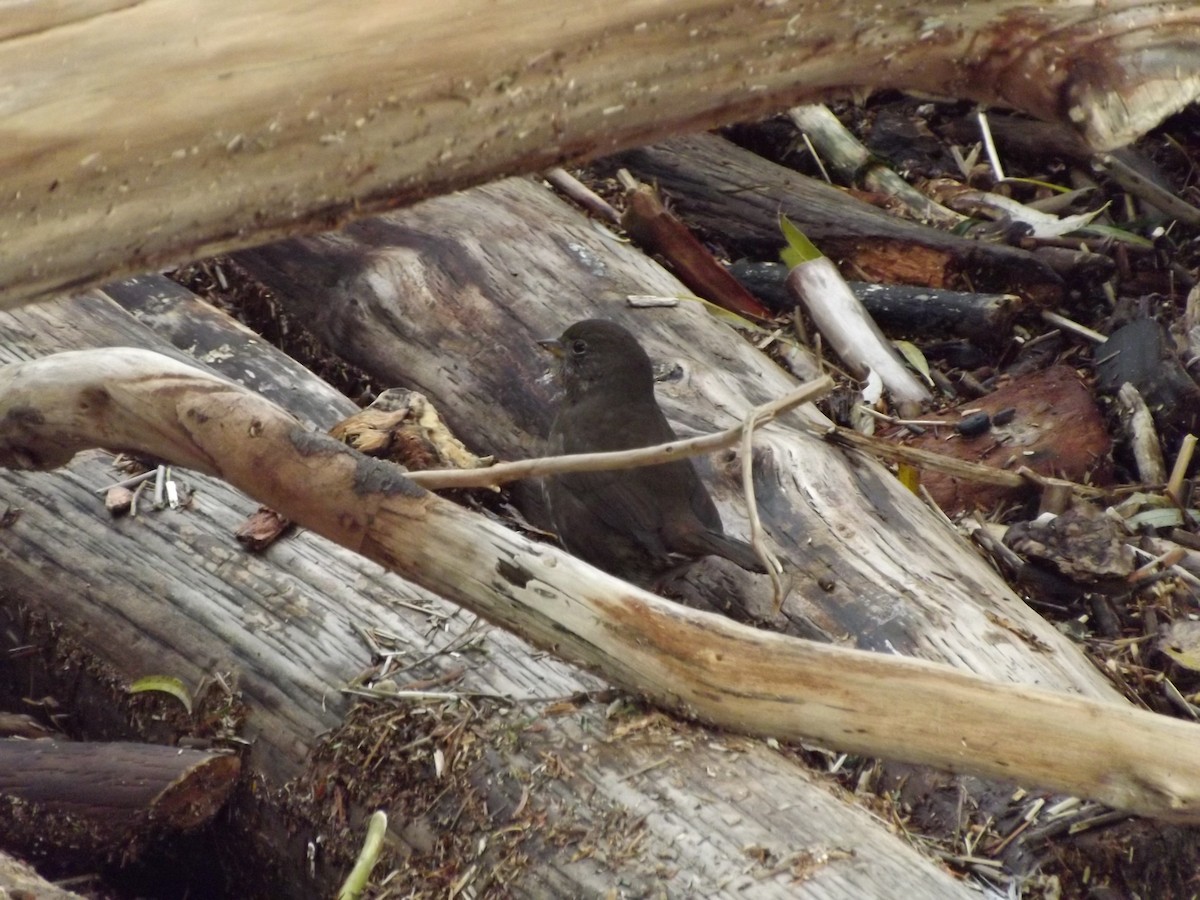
[{"x1": 3, "y1": 2, "x2": 1200, "y2": 897}]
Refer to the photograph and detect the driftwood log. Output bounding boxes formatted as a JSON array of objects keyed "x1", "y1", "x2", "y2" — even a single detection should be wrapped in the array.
[
  {"x1": 3, "y1": 1, "x2": 1199, "y2": 308},
  {"x1": 0, "y1": 288, "x2": 980, "y2": 898},
  {"x1": 231, "y1": 176, "x2": 1101, "y2": 672}
]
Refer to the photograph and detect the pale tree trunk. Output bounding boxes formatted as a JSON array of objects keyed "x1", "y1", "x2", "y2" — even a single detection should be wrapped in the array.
[{"x1": 2, "y1": 0, "x2": 1197, "y2": 308}]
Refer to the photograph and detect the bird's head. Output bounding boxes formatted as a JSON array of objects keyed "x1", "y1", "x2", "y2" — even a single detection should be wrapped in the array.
[{"x1": 539, "y1": 319, "x2": 655, "y2": 400}]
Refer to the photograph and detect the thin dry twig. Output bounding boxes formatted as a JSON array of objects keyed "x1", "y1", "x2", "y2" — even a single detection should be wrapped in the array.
[
  {"x1": 543, "y1": 167, "x2": 622, "y2": 225},
  {"x1": 825, "y1": 426, "x2": 1107, "y2": 498},
  {"x1": 977, "y1": 110, "x2": 1005, "y2": 181},
  {"x1": 740, "y1": 404, "x2": 785, "y2": 608},
  {"x1": 1041, "y1": 310, "x2": 1107, "y2": 344},
  {"x1": 406, "y1": 376, "x2": 833, "y2": 491}
]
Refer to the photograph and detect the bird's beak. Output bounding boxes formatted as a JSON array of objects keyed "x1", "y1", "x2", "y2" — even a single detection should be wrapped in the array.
[{"x1": 538, "y1": 338, "x2": 565, "y2": 358}]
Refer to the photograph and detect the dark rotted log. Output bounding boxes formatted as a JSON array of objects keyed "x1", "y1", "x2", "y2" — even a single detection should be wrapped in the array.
[
  {"x1": 0, "y1": 740, "x2": 239, "y2": 874},
  {"x1": 730, "y1": 260, "x2": 1025, "y2": 343},
  {"x1": 601, "y1": 133, "x2": 1065, "y2": 303}
]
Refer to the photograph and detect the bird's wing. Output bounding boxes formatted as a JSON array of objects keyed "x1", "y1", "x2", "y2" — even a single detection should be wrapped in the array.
[{"x1": 548, "y1": 397, "x2": 683, "y2": 556}]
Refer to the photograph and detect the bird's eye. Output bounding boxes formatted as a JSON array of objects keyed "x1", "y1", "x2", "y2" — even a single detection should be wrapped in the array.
[{"x1": 570, "y1": 339, "x2": 587, "y2": 355}]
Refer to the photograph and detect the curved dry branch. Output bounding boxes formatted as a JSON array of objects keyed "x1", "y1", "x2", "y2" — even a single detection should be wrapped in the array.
[
  {"x1": 406, "y1": 376, "x2": 832, "y2": 490},
  {"x1": 4, "y1": 348, "x2": 1200, "y2": 823}
]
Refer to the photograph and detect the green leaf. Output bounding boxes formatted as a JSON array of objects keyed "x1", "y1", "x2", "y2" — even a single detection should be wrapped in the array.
[
  {"x1": 779, "y1": 214, "x2": 823, "y2": 268},
  {"x1": 894, "y1": 340, "x2": 933, "y2": 386},
  {"x1": 1002, "y1": 177, "x2": 1071, "y2": 194},
  {"x1": 675, "y1": 293, "x2": 766, "y2": 331},
  {"x1": 129, "y1": 675, "x2": 193, "y2": 714},
  {"x1": 338, "y1": 810, "x2": 389, "y2": 900}
]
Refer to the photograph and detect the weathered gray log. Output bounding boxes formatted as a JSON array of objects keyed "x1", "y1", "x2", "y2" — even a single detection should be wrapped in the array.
[
  {"x1": 3, "y1": 1, "x2": 1199, "y2": 308},
  {"x1": 0, "y1": 290, "x2": 976, "y2": 898},
  {"x1": 232, "y1": 175, "x2": 1110, "y2": 682}
]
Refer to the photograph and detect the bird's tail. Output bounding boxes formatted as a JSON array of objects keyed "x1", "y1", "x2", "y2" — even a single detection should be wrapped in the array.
[{"x1": 680, "y1": 530, "x2": 768, "y2": 574}]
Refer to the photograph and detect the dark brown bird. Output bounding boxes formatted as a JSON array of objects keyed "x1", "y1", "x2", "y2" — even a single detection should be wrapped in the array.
[{"x1": 540, "y1": 319, "x2": 765, "y2": 584}]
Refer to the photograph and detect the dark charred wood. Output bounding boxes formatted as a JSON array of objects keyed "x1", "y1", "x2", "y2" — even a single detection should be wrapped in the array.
[
  {"x1": 1096, "y1": 318, "x2": 1200, "y2": 443},
  {"x1": 600, "y1": 133, "x2": 1064, "y2": 304},
  {"x1": 0, "y1": 740, "x2": 239, "y2": 874},
  {"x1": 730, "y1": 260, "x2": 1023, "y2": 343}
]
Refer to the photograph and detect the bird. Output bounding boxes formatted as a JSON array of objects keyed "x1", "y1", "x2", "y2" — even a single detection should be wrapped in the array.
[{"x1": 539, "y1": 318, "x2": 766, "y2": 585}]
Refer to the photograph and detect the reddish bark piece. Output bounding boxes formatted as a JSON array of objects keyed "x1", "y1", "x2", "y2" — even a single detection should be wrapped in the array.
[
  {"x1": 621, "y1": 184, "x2": 770, "y2": 320},
  {"x1": 235, "y1": 505, "x2": 293, "y2": 550},
  {"x1": 887, "y1": 365, "x2": 1112, "y2": 514}
]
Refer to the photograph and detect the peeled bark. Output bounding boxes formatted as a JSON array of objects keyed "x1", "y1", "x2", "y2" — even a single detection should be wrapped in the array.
[{"x1": 2, "y1": 1, "x2": 1198, "y2": 308}]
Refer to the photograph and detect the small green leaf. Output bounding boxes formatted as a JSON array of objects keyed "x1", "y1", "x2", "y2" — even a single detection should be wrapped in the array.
[
  {"x1": 779, "y1": 214, "x2": 823, "y2": 268},
  {"x1": 1002, "y1": 177, "x2": 1071, "y2": 194},
  {"x1": 1076, "y1": 223, "x2": 1155, "y2": 249},
  {"x1": 894, "y1": 340, "x2": 933, "y2": 386},
  {"x1": 130, "y1": 675, "x2": 193, "y2": 714},
  {"x1": 675, "y1": 294, "x2": 770, "y2": 331}
]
